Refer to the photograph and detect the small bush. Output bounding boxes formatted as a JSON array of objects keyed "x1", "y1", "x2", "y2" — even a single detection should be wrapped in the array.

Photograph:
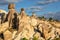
[
  {"x1": 33, "y1": 37, "x2": 38, "y2": 40},
  {"x1": 48, "y1": 17, "x2": 53, "y2": 21},
  {"x1": 22, "y1": 38, "x2": 28, "y2": 40}
]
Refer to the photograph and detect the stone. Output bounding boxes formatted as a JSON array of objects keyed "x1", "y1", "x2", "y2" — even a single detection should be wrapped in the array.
[
  {"x1": 0, "y1": 4, "x2": 60, "y2": 40},
  {"x1": 3, "y1": 30, "x2": 12, "y2": 40},
  {"x1": 30, "y1": 17, "x2": 38, "y2": 26},
  {"x1": 0, "y1": 22, "x2": 9, "y2": 33},
  {"x1": 7, "y1": 4, "x2": 18, "y2": 28},
  {"x1": 0, "y1": 38, "x2": 3, "y2": 40},
  {"x1": 12, "y1": 31, "x2": 17, "y2": 39},
  {"x1": 18, "y1": 8, "x2": 30, "y2": 34},
  {"x1": 8, "y1": 3, "x2": 15, "y2": 9},
  {"x1": 20, "y1": 8, "x2": 27, "y2": 18}
]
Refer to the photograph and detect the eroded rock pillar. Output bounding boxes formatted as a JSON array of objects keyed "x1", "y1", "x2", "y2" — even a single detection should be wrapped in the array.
[{"x1": 7, "y1": 3, "x2": 18, "y2": 29}]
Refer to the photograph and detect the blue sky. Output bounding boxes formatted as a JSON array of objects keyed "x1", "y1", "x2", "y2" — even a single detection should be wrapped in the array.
[{"x1": 0, "y1": 0, "x2": 60, "y2": 16}]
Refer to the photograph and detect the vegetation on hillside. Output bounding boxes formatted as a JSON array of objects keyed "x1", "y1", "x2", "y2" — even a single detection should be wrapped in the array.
[{"x1": 33, "y1": 37, "x2": 38, "y2": 40}]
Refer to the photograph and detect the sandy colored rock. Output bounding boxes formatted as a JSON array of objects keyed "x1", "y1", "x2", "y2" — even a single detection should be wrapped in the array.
[
  {"x1": 3, "y1": 30, "x2": 12, "y2": 40},
  {"x1": 14, "y1": 23, "x2": 35, "y2": 40},
  {"x1": 7, "y1": 3, "x2": 18, "y2": 29},
  {"x1": 18, "y1": 8, "x2": 30, "y2": 34},
  {"x1": 12, "y1": 31, "x2": 17, "y2": 39},
  {"x1": 30, "y1": 17, "x2": 38, "y2": 26},
  {"x1": 0, "y1": 22, "x2": 9, "y2": 33},
  {"x1": 0, "y1": 4, "x2": 60, "y2": 40},
  {"x1": 8, "y1": 3, "x2": 15, "y2": 9}
]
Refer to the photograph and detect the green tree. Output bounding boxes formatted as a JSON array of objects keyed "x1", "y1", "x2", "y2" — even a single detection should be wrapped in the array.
[
  {"x1": 49, "y1": 17, "x2": 53, "y2": 21},
  {"x1": 38, "y1": 16, "x2": 45, "y2": 20},
  {"x1": 38, "y1": 16, "x2": 42, "y2": 19},
  {"x1": 41, "y1": 16, "x2": 44, "y2": 19}
]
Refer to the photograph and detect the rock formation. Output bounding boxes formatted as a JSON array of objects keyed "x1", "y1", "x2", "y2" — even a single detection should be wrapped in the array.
[
  {"x1": 0, "y1": 10, "x2": 7, "y2": 24},
  {"x1": 7, "y1": 3, "x2": 18, "y2": 29},
  {"x1": 3, "y1": 30, "x2": 12, "y2": 40},
  {"x1": 0, "y1": 3, "x2": 60, "y2": 40}
]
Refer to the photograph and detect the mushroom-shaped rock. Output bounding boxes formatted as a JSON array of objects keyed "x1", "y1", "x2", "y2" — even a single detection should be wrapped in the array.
[{"x1": 8, "y1": 3, "x2": 15, "y2": 9}]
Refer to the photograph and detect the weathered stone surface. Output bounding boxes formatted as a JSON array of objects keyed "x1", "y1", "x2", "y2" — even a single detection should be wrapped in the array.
[
  {"x1": 3, "y1": 30, "x2": 12, "y2": 40},
  {"x1": 8, "y1": 3, "x2": 15, "y2": 9},
  {"x1": 0, "y1": 4, "x2": 60, "y2": 40},
  {"x1": 14, "y1": 16, "x2": 35, "y2": 40},
  {"x1": 0, "y1": 38, "x2": 3, "y2": 40},
  {"x1": 14, "y1": 26, "x2": 34, "y2": 40},
  {"x1": 11, "y1": 10, "x2": 60, "y2": 40},
  {"x1": 12, "y1": 30, "x2": 17, "y2": 39},
  {"x1": 0, "y1": 22, "x2": 9, "y2": 33},
  {"x1": 7, "y1": 4, "x2": 18, "y2": 28},
  {"x1": 18, "y1": 8, "x2": 30, "y2": 34},
  {"x1": 30, "y1": 17, "x2": 38, "y2": 26}
]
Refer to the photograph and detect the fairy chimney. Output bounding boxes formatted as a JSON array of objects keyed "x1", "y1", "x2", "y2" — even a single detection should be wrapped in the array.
[
  {"x1": 20, "y1": 8, "x2": 26, "y2": 18},
  {"x1": 7, "y1": 3, "x2": 18, "y2": 28},
  {"x1": 17, "y1": 8, "x2": 30, "y2": 34}
]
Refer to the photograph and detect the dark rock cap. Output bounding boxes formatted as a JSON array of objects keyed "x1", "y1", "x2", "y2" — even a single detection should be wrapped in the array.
[
  {"x1": 21, "y1": 8, "x2": 24, "y2": 11},
  {"x1": 8, "y1": 3, "x2": 15, "y2": 9}
]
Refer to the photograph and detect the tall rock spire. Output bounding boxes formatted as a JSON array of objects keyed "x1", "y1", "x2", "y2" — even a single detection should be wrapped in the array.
[
  {"x1": 7, "y1": 3, "x2": 18, "y2": 29},
  {"x1": 20, "y1": 8, "x2": 26, "y2": 18}
]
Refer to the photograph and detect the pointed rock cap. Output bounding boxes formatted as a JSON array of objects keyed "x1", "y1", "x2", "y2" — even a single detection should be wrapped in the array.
[
  {"x1": 21, "y1": 8, "x2": 24, "y2": 11},
  {"x1": 20, "y1": 8, "x2": 27, "y2": 17},
  {"x1": 8, "y1": 3, "x2": 15, "y2": 9}
]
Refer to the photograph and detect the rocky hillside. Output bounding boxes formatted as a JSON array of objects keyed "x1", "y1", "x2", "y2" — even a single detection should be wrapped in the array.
[{"x1": 0, "y1": 4, "x2": 60, "y2": 40}]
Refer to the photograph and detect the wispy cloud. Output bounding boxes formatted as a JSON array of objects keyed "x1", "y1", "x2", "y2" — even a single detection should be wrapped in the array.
[
  {"x1": 6, "y1": 0, "x2": 22, "y2": 3},
  {"x1": 0, "y1": 0, "x2": 22, "y2": 5},
  {"x1": 27, "y1": 6, "x2": 42, "y2": 10},
  {"x1": 42, "y1": 11, "x2": 60, "y2": 20},
  {"x1": 26, "y1": 6, "x2": 44, "y2": 13},
  {"x1": 27, "y1": 6, "x2": 44, "y2": 12},
  {"x1": 37, "y1": 0, "x2": 60, "y2": 5}
]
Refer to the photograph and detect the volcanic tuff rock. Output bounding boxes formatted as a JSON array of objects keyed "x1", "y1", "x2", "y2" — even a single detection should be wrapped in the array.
[
  {"x1": 3, "y1": 30, "x2": 12, "y2": 40},
  {"x1": 0, "y1": 4, "x2": 60, "y2": 40}
]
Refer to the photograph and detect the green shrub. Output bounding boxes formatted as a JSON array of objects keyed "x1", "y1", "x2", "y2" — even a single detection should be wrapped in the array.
[
  {"x1": 33, "y1": 37, "x2": 38, "y2": 40},
  {"x1": 22, "y1": 38, "x2": 28, "y2": 40}
]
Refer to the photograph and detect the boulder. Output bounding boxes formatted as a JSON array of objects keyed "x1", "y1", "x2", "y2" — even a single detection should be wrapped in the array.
[
  {"x1": 3, "y1": 30, "x2": 12, "y2": 40},
  {"x1": 0, "y1": 22, "x2": 9, "y2": 33}
]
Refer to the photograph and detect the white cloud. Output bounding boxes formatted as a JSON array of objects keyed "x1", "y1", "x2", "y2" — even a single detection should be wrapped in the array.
[
  {"x1": 43, "y1": 11, "x2": 60, "y2": 20},
  {"x1": 26, "y1": 6, "x2": 44, "y2": 12},
  {"x1": 0, "y1": 0, "x2": 22, "y2": 5},
  {"x1": 37, "y1": 0, "x2": 60, "y2": 5},
  {"x1": 27, "y1": 6, "x2": 43, "y2": 10},
  {"x1": 6, "y1": 0, "x2": 22, "y2": 3}
]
